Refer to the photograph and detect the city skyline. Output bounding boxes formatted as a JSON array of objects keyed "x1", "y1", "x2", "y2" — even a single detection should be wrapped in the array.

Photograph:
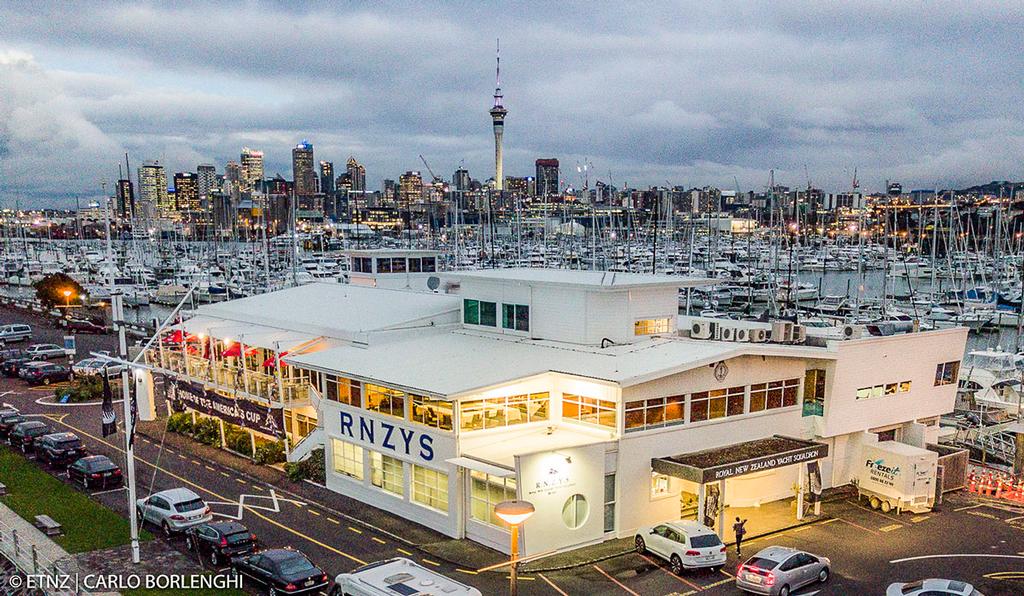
[{"x1": 2, "y1": 2, "x2": 1024, "y2": 208}]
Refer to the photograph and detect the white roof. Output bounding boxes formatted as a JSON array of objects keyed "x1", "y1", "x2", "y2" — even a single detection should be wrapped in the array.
[
  {"x1": 189, "y1": 283, "x2": 460, "y2": 341},
  {"x1": 450, "y1": 268, "x2": 715, "y2": 290},
  {"x1": 285, "y1": 329, "x2": 830, "y2": 397}
]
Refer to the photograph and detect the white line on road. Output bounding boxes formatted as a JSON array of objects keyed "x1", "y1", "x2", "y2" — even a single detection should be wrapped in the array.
[{"x1": 890, "y1": 553, "x2": 1024, "y2": 563}]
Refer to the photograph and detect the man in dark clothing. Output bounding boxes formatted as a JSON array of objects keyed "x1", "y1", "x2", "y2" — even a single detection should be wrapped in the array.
[{"x1": 733, "y1": 517, "x2": 748, "y2": 556}]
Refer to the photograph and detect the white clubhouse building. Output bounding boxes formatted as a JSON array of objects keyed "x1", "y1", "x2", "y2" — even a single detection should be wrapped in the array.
[{"x1": 147, "y1": 264, "x2": 966, "y2": 556}]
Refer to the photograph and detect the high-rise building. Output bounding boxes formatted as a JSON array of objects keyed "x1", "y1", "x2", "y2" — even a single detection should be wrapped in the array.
[
  {"x1": 346, "y1": 157, "x2": 366, "y2": 192},
  {"x1": 504, "y1": 176, "x2": 529, "y2": 196},
  {"x1": 240, "y1": 148, "x2": 264, "y2": 191},
  {"x1": 196, "y1": 164, "x2": 217, "y2": 198},
  {"x1": 535, "y1": 158, "x2": 559, "y2": 198},
  {"x1": 173, "y1": 172, "x2": 199, "y2": 212},
  {"x1": 138, "y1": 160, "x2": 168, "y2": 219},
  {"x1": 489, "y1": 43, "x2": 508, "y2": 191},
  {"x1": 382, "y1": 179, "x2": 397, "y2": 207},
  {"x1": 398, "y1": 171, "x2": 423, "y2": 209},
  {"x1": 225, "y1": 160, "x2": 242, "y2": 186},
  {"x1": 115, "y1": 179, "x2": 135, "y2": 220},
  {"x1": 453, "y1": 168, "x2": 470, "y2": 192},
  {"x1": 292, "y1": 141, "x2": 315, "y2": 197},
  {"x1": 319, "y1": 161, "x2": 334, "y2": 195}
]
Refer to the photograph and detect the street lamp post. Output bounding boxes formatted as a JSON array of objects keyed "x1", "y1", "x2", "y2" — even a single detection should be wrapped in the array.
[
  {"x1": 494, "y1": 500, "x2": 535, "y2": 596},
  {"x1": 62, "y1": 289, "x2": 72, "y2": 309}
]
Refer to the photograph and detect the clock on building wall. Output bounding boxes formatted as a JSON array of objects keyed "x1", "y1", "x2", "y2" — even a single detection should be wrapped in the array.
[{"x1": 714, "y1": 361, "x2": 729, "y2": 382}]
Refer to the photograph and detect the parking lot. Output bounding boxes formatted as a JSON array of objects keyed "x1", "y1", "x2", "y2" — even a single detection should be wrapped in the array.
[{"x1": 2, "y1": 305, "x2": 1024, "y2": 594}]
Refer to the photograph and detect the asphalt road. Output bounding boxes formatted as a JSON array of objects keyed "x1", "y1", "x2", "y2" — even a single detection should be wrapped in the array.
[{"x1": 2, "y1": 305, "x2": 1024, "y2": 595}]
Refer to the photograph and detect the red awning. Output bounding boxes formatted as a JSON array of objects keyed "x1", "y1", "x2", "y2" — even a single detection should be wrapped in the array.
[
  {"x1": 163, "y1": 329, "x2": 201, "y2": 344},
  {"x1": 262, "y1": 351, "x2": 290, "y2": 368},
  {"x1": 222, "y1": 343, "x2": 257, "y2": 358}
]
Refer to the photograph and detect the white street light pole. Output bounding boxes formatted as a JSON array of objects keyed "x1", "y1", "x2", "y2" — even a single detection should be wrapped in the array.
[{"x1": 494, "y1": 500, "x2": 535, "y2": 596}]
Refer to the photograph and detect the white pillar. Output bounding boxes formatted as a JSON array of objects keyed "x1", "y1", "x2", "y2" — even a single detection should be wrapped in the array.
[
  {"x1": 797, "y1": 464, "x2": 806, "y2": 521},
  {"x1": 717, "y1": 479, "x2": 726, "y2": 535},
  {"x1": 697, "y1": 482, "x2": 706, "y2": 526},
  {"x1": 135, "y1": 369, "x2": 156, "y2": 422}
]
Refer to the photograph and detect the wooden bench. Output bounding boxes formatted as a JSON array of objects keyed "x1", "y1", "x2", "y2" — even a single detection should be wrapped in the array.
[{"x1": 34, "y1": 515, "x2": 62, "y2": 536}]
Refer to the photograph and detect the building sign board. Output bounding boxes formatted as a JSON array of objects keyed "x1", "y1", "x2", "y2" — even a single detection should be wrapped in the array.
[
  {"x1": 166, "y1": 378, "x2": 284, "y2": 438},
  {"x1": 337, "y1": 410, "x2": 436, "y2": 461},
  {"x1": 653, "y1": 438, "x2": 828, "y2": 484}
]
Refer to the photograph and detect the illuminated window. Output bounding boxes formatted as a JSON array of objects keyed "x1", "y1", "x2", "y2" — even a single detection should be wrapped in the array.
[
  {"x1": 899, "y1": 380, "x2": 912, "y2": 393},
  {"x1": 470, "y1": 471, "x2": 516, "y2": 527},
  {"x1": 459, "y1": 393, "x2": 549, "y2": 431},
  {"x1": 690, "y1": 386, "x2": 744, "y2": 423},
  {"x1": 331, "y1": 438, "x2": 363, "y2": 480},
  {"x1": 364, "y1": 384, "x2": 405, "y2": 418},
  {"x1": 935, "y1": 361, "x2": 959, "y2": 386},
  {"x1": 325, "y1": 375, "x2": 361, "y2": 407},
  {"x1": 369, "y1": 451, "x2": 404, "y2": 496},
  {"x1": 411, "y1": 466, "x2": 448, "y2": 512},
  {"x1": 651, "y1": 473, "x2": 670, "y2": 497},
  {"x1": 803, "y1": 369, "x2": 826, "y2": 416},
  {"x1": 625, "y1": 396, "x2": 683, "y2": 431},
  {"x1": 411, "y1": 395, "x2": 453, "y2": 431},
  {"x1": 562, "y1": 393, "x2": 616, "y2": 428},
  {"x1": 634, "y1": 318, "x2": 673, "y2": 335}
]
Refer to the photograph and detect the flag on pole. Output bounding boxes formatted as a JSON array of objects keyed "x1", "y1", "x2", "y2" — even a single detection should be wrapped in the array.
[
  {"x1": 127, "y1": 373, "x2": 139, "y2": 448},
  {"x1": 101, "y1": 369, "x2": 117, "y2": 437}
]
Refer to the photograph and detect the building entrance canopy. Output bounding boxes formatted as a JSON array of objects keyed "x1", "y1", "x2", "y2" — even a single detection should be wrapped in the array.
[{"x1": 652, "y1": 435, "x2": 828, "y2": 484}]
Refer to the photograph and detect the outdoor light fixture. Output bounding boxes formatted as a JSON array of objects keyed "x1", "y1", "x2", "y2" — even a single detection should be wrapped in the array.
[{"x1": 494, "y1": 500, "x2": 535, "y2": 596}]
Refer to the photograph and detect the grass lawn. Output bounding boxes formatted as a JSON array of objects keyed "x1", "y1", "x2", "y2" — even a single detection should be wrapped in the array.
[{"x1": 0, "y1": 445, "x2": 152, "y2": 553}]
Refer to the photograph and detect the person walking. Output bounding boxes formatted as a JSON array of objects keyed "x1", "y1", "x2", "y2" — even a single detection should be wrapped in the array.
[{"x1": 733, "y1": 517, "x2": 748, "y2": 557}]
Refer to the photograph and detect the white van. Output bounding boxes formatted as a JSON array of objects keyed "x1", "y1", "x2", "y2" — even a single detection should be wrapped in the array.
[
  {"x1": 0, "y1": 324, "x2": 32, "y2": 343},
  {"x1": 330, "y1": 558, "x2": 482, "y2": 596}
]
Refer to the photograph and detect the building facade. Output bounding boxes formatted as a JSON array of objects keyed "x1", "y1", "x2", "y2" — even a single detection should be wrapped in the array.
[
  {"x1": 292, "y1": 141, "x2": 316, "y2": 197},
  {"x1": 240, "y1": 148, "x2": 264, "y2": 191},
  {"x1": 535, "y1": 159, "x2": 559, "y2": 198}
]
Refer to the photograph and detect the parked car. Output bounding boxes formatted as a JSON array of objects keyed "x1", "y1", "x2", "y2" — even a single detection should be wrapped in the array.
[
  {"x1": 25, "y1": 344, "x2": 68, "y2": 361},
  {"x1": 8, "y1": 420, "x2": 52, "y2": 453},
  {"x1": 635, "y1": 520, "x2": 727, "y2": 574},
  {"x1": 736, "y1": 546, "x2": 831, "y2": 596},
  {"x1": 20, "y1": 362, "x2": 71, "y2": 385},
  {"x1": 34, "y1": 432, "x2": 86, "y2": 467},
  {"x1": 66, "y1": 319, "x2": 106, "y2": 334},
  {"x1": 0, "y1": 406, "x2": 17, "y2": 419},
  {"x1": 68, "y1": 455, "x2": 122, "y2": 489},
  {"x1": 1, "y1": 357, "x2": 33, "y2": 377},
  {"x1": 72, "y1": 358, "x2": 125, "y2": 378},
  {"x1": 0, "y1": 348, "x2": 26, "y2": 364},
  {"x1": 230, "y1": 548, "x2": 329, "y2": 595},
  {"x1": 0, "y1": 324, "x2": 33, "y2": 343},
  {"x1": 331, "y1": 557, "x2": 483, "y2": 596},
  {"x1": 185, "y1": 521, "x2": 257, "y2": 566},
  {"x1": 887, "y1": 579, "x2": 984, "y2": 596},
  {"x1": 0, "y1": 412, "x2": 26, "y2": 438},
  {"x1": 137, "y1": 488, "x2": 213, "y2": 536}
]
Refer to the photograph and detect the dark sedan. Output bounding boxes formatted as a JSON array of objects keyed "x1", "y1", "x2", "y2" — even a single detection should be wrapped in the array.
[
  {"x1": 0, "y1": 412, "x2": 26, "y2": 438},
  {"x1": 66, "y1": 319, "x2": 106, "y2": 334},
  {"x1": 8, "y1": 421, "x2": 52, "y2": 453},
  {"x1": 185, "y1": 521, "x2": 258, "y2": 566},
  {"x1": 230, "y1": 549, "x2": 329, "y2": 595},
  {"x1": 68, "y1": 455, "x2": 122, "y2": 489},
  {"x1": 20, "y1": 362, "x2": 72, "y2": 385},
  {"x1": 1, "y1": 357, "x2": 33, "y2": 377},
  {"x1": 0, "y1": 348, "x2": 26, "y2": 364},
  {"x1": 34, "y1": 432, "x2": 86, "y2": 467}
]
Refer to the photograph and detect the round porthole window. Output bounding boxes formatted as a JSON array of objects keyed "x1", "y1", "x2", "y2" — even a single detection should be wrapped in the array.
[{"x1": 561, "y1": 493, "x2": 589, "y2": 529}]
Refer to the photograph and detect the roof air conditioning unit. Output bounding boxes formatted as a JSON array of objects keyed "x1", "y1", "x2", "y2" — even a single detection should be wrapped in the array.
[
  {"x1": 735, "y1": 328, "x2": 751, "y2": 342},
  {"x1": 749, "y1": 328, "x2": 768, "y2": 343},
  {"x1": 721, "y1": 326, "x2": 737, "y2": 342},
  {"x1": 841, "y1": 324, "x2": 863, "y2": 340},
  {"x1": 691, "y1": 320, "x2": 714, "y2": 340},
  {"x1": 791, "y1": 325, "x2": 807, "y2": 344},
  {"x1": 771, "y1": 321, "x2": 793, "y2": 343}
]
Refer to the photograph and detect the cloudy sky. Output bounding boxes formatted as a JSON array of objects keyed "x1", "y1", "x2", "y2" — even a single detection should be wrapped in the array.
[{"x1": 1, "y1": 1, "x2": 1023, "y2": 208}]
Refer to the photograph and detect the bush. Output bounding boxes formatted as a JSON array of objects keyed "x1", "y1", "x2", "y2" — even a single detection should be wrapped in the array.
[
  {"x1": 225, "y1": 429, "x2": 252, "y2": 457},
  {"x1": 254, "y1": 440, "x2": 285, "y2": 465},
  {"x1": 285, "y1": 447, "x2": 324, "y2": 483},
  {"x1": 165, "y1": 412, "x2": 194, "y2": 434},
  {"x1": 191, "y1": 418, "x2": 221, "y2": 447},
  {"x1": 55, "y1": 375, "x2": 107, "y2": 403}
]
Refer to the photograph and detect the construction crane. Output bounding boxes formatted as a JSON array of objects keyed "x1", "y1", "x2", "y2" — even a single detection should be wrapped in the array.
[{"x1": 419, "y1": 154, "x2": 442, "y2": 184}]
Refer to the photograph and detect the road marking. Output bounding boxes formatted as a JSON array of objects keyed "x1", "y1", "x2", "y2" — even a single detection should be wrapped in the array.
[
  {"x1": 43, "y1": 416, "x2": 367, "y2": 566},
  {"x1": 251, "y1": 485, "x2": 265, "y2": 492},
  {"x1": 397, "y1": 548, "x2": 413, "y2": 556},
  {"x1": 457, "y1": 568, "x2": 478, "y2": 576},
  {"x1": 891, "y1": 553, "x2": 1024, "y2": 563},
  {"x1": 177, "y1": 454, "x2": 186, "y2": 460},
  {"x1": 326, "y1": 518, "x2": 340, "y2": 525},
  {"x1": 348, "y1": 526, "x2": 363, "y2": 534},
  {"x1": 703, "y1": 577, "x2": 734, "y2": 589},
  {"x1": 421, "y1": 559, "x2": 441, "y2": 567},
  {"x1": 220, "y1": 471, "x2": 230, "y2": 477},
  {"x1": 1006, "y1": 515, "x2": 1024, "y2": 522},
  {"x1": 985, "y1": 571, "x2": 1024, "y2": 580},
  {"x1": 836, "y1": 517, "x2": 882, "y2": 536},
  {"x1": 165, "y1": 448, "x2": 175, "y2": 454},
  {"x1": 879, "y1": 524, "x2": 903, "y2": 532},
  {"x1": 719, "y1": 567, "x2": 735, "y2": 578},
  {"x1": 191, "y1": 460, "x2": 201, "y2": 465},
  {"x1": 308, "y1": 509, "x2": 321, "y2": 516},
  {"x1": 538, "y1": 573, "x2": 569, "y2": 595},
  {"x1": 955, "y1": 504, "x2": 984, "y2": 512},
  {"x1": 92, "y1": 487, "x2": 127, "y2": 496},
  {"x1": 204, "y1": 465, "x2": 215, "y2": 471},
  {"x1": 371, "y1": 537, "x2": 385, "y2": 545},
  {"x1": 235, "y1": 478, "x2": 247, "y2": 485},
  {"x1": 818, "y1": 518, "x2": 839, "y2": 525},
  {"x1": 592, "y1": 564, "x2": 641, "y2": 596},
  {"x1": 638, "y1": 554, "x2": 700, "y2": 590},
  {"x1": 910, "y1": 515, "x2": 930, "y2": 523}
]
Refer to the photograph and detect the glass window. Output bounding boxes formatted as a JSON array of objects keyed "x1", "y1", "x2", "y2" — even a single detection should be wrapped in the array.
[
  {"x1": 782, "y1": 378, "x2": 800, "y2": 407},
  {"x1": 408, "y1": 258, "x2": 422, "y2": 273},
  {"x1": 561, "y1": 494, "x2": 588, "y2": 529},
  {"x1": 604, "y1": 474, "x2": 616, "y2": 533},
  {"x1": 391, "y1": 258, "x2": 406, "y2": 273},
  {"x1": 624, "y1": 401, "x2": 645, "y2": 430},
  {"x1": 325, "y1": 375, "x2": 361, "y2": 407},
  {"x1": 502, "y1": 303, "x2": 530, "y2": 331},
  {"x1": 479, "y1": 301, "x2": 497, "y2": 327},
  {"x1": 470, "y1": 471, "x2": 517, "y2": 527},
  {"x1": 502, "y1": 304, "x2": 514, "y2": 329},
  {"x1": 411, "y1": 395, "x2": 453, "y2": 431},
  {"x1": 422, "y1": 257, "x2": 436, "y2": 272},
  {"x1": 463, "y1": 299, "x2": 479, "y2": 325},
  {"x1": 690, "y1": 391, "x2": 709, "y2": 423},
  {"x1": 767, "y1": 381, "x2": 784, "y2": 409},
  {"x1": 651, "y1": 473, "x2": 670, "y2": 496},
  {"x1": 935, "y1": 361, "x2": 960, "y2": 386},
  {"x1": 411, "y1": 466, "x2": 448, "y2": 512},
  {"x1": 884, "y1": 383, "x2": 898, "y2": 396},
  {"x1": 369, "y1": 451, "x2": 404, "y2": 496},
  {"x1": 749, "y1": 383, "x2": 767, "y2": 412},
  {"x1": 803, "y1": 369, "x2": 826, "y2": 416},
  {"x1": 365, "y1": 384, "x2": 405, "y2": 418},
  {"x1": 331, "y1": 438, "x2": 363, "y2": 480},
  {"x1": 376, "y1": 258, "x2": 392, "y2": 273},
  {"x1": 459, "y1": 393, "x2": 549, "y2": 431},
  {"x1": 562, "y1": 394, "x2": 617, "y2": 428},
  {"x1": 634, "y1": 317, "x2": 673, "y2": 335},
  {"x1": 899, "y1": 380, "x2": 912, "y2": 393}
]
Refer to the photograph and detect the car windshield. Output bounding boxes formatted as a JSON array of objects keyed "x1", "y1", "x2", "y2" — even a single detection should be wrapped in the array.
[
  {"x1": 55, "y1": 439, "x2": 82, "y2": 450},
  {"x1": 277, "y1": 554, "x2": 315, "y2": 576},
  {"x1": 689, "y1": 534, "x2": 722, "y2": 548},
  {"x1": 744, "y1": 556, "x2": 779, "y2": 570},
  {"x1": 174, "y1": 498, "x2": 206, "y2": 513},
  {"x1": 86, "y1": 459, "x2": 114, "y2": 471},
  {"x1": 1, "y1": 415, "x2": 23, "y2": 424}
]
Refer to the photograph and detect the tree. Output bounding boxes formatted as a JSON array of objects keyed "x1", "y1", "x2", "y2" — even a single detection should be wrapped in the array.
[{"x1": 33, "y1": 273, "x2": 86, "y2": 308}]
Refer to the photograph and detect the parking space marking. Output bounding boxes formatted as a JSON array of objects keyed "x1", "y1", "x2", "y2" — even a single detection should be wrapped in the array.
[
  {"x1": 891, "y1": 553, "x2": 1024, "y2": 563},
  {"x1": 308, "y1": 509, "x2": 320, "y2": 516},
  {"x1": 955, "y1": 504, "x2": 984, "y2": 512},
  {"x1": 371, "y1": 537, "x2": 385, "y2": 545},
  {"x1": 397, "y1": 548, "x2": 413, "y2": 556},
  {"x1": 538, "y1": 572, "x2": 569, "y2": 595},
  {"x1": 637, "y1": 554, "x2": 701, "y2": 590},
  {"x1": 204, "y1": 465, "x2": 215, "y2": 471},
  {"x1": 719, "y1": 568, "x2": 735, "y2": 578},
  {"x1": 879, "y1": 524, "x2": 903, "y2": 532},
  {"x1": 703, "y1": 577, "x2": 733, "y2": 589},
  {"x1": 191, "y1": 459, "x2": 201, "y2": 465},
  {"x1": 348, "y1": 526, "x2": 363, "y2": 534},
  {"x1": 421, "y1": 558, "x2": 441, "y2": 567},
  {"x1": 592, "y1": 564, "x2": 641, "y2": 596},
  {"x1": 326, "y1": 518, "x2": 340, "y2": 525},
  {"x1": 835, "y1": 517, "x2": 881, "y2": 536},
  {"x1": 910, "y1": 515, "x2": 930, "y2": 523},
  {"x1": 456, "y1": 568, "x2": 478, "y2": 576},
  {"x1": 235, "y1": 478, "x2": 247, "y2": 484}
]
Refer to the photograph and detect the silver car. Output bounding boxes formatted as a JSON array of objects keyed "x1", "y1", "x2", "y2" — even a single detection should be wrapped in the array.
[
  {"x1": 137, "y1": 488, "x2": 213, "y2": 536},
  {"x1": 736, "y1": 546, "x2": 830, "y2": 596},
  {"x1": 886, "y1": 579, "x2": 983, "y2": 596},
  {"x1": 26, "y1": 343, "x2": 67, "y2": 360},
  {"x1": 0, "y1": 324, "x2": 32, "y2": 343}
]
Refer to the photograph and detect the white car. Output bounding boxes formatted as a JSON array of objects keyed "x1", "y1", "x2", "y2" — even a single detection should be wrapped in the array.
[
  {"x1": 72, "y1": 358, "x2": 125, "y2": 378},
  {"x1": 137, "y1": 488, "x2": 213, "y2": 535},
  {"x1": 26, "y1": 344, "x2": 68, "y2": 360},
  {"x1": 635, "y1": 520, "x2": 727, "y2": 574},
  {"x1": 887, "y1": 579, "x2": 983, "y2": 596}
]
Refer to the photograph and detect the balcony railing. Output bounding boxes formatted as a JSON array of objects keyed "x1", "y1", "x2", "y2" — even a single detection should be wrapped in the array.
[{"x1": 148, "y1": 348, "x2": 312, "y2": 405}]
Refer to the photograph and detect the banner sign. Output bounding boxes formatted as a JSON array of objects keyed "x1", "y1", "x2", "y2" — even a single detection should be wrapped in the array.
[
  {"x1": 166, "y1": 378, "x2": 284, "y2": 438},
  {"x1": 701, "y1": 443, "x2": 828, "y2": 483}
]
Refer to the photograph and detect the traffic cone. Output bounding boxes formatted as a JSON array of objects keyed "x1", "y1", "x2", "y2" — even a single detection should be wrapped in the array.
[{"x1": 995, "y1": 481, "x2": 1003, "y2": 499}]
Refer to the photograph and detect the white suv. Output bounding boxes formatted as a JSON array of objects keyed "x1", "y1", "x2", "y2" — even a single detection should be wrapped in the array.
[
  {"x1": 137, "y1": 488, "x2": 213, "y2": 535},
  {"x1": 0, "y1": 324, "x2": 32, "y2": 344},
  {"x1": 635, "y1": 520, "x2": 727, "y2": 574}
]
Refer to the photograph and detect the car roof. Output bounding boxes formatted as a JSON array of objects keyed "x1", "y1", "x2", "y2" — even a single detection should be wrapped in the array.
[
  {"x1": 263, "y1": 548, "x2": 306, "y2": 561},
  {"x1": 23, "y1": 361, "x2": 49, "y2": 368},
  {"x1": 209, "y1": 521, "x2": 248, "y2": 534},
  {"x1": 81, "y1": 454, "x2": 112, "y2": 463},
  {"x1": 909, "y1": 579, "x2": 971, "y2": 593},
  {"x1": 15, "y1": 421, "x2": 47, "y2": 429},
  {"x1": 664, "y1": 520, "x2": 717, "y2": 536},
  {"x1": 750, "y1": 546, "x2": 802, "y2": 562},
  {"x1": 153, "y1": 487, "x2": 202, "y2": 502},
  {"x1": 43, "y1": 432, "x2": 78, "y2": 441}
]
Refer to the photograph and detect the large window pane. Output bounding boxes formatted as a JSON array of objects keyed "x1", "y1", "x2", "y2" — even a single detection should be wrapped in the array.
[
  {"x1": 412, "y1": 465, "x2": 448, "y2": 512},
  {"x1": 369, "y1": 451, "x2": 404, "y2": 496},
  {"x1": 331, "y1": 438, "x2": 363, "y2": 480},
  {"x1": 463, "y1": 299, "x2": 479, "y2": 325},
  {"x1": 480, "y1": 301, "x2": 497, "y2": 327}
]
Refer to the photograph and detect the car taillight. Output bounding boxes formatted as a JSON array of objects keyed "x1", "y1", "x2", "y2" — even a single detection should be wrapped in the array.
[
  {"x1": 284, "y1": 583, "x2": 297, "y2": 591},
  {"x1": 320, "y1": 574, "x2": 328, "y2": 582},
  {"x1": 251, "y1": 534, "x2": 257, "y2": 541},
  {"x1": 685, "y1": 550, "x2": 700, "y2": 556},
  {"x1": 765, "y1": 572, "x2": 775, "y2": 586},
  {"x1": 737, "y1": 564, "x2": 745, "y2": 575},
  {"x1": 220, "y1": 537, "x2": 228, "y2": 547},
  {"x1": 90, "y1": 473, "x2": 102, "y2": 478},
  {"x1": 720, "y1": 546, "x2": 727, "y2": 553},
  {"x1": 113, "y1": 469, "x2": 122, "y2": 475},
  {"x1": 170, "y1": 515, "x2": 185, "y2": 521},
  {"x1": 203, "y1": 506, "x2": 210, "y2": 514}
]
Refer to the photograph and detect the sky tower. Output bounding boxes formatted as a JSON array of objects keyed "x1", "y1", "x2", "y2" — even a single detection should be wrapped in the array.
[{"x1": 489, "y1": 39, "x2": 507, "y2": 191}]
